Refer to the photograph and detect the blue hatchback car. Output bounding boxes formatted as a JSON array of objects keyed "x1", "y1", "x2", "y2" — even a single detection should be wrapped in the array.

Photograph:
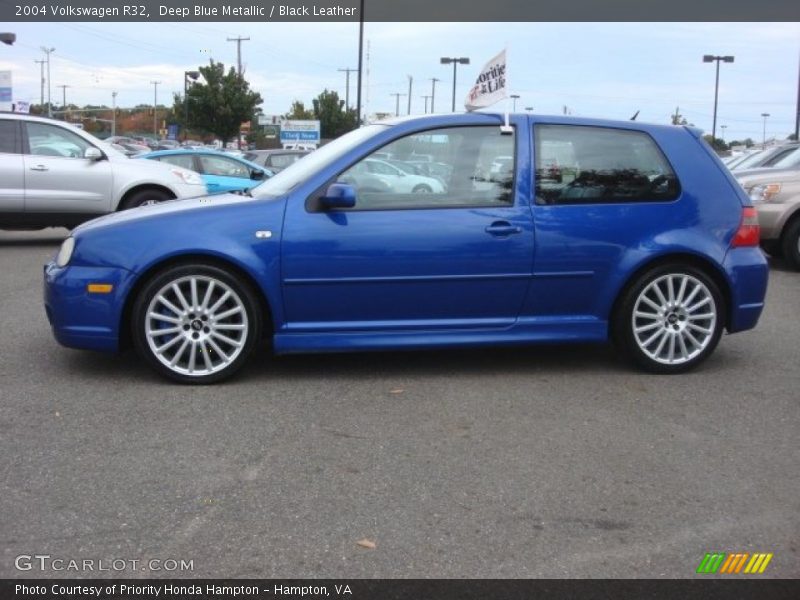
[
  {"x1": 44, "y1": 113, "x2": 768, "y2": 383},
  {"x1": 137, "y1": 149, "x2": 273, "y2": 194}
]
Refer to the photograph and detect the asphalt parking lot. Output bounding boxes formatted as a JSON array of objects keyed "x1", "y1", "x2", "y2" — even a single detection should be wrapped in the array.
[{"x1": 1, "y1": 228, "x2": 798, "y2": 579}]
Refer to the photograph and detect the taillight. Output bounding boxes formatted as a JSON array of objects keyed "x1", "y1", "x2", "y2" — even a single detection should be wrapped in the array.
[{"x1": 732, "y1": 206, "x2": 760, "y2": 247}]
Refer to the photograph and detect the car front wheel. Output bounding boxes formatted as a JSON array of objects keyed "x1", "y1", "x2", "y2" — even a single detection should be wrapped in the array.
[
  {"x1": 132, "y1": 264, "x2": 261, "y2": 383},
  {"x1": 614, "y1": 265, "x2": 724, "y2": 373}
]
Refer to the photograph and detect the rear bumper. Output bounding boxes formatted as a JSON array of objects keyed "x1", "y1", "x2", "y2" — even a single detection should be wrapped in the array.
[
  {"x1": 43, "y1": 262, "x2": 135, "y2": 351},
  {"x1": 723, "y1": 247, "x2": 768, "y2": 333}
]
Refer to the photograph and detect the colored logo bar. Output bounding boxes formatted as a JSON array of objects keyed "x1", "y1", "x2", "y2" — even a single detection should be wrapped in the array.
[{"x1": 696, "y1": 552, "x2": 773, "y2": 574}]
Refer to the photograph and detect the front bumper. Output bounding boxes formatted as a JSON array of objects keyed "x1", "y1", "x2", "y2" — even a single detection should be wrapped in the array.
[{"x1": 43, "y1": 262, "x2": 136, "y2": 351}]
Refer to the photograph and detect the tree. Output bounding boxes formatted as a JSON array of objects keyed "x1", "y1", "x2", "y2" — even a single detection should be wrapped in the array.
[
  {"x1": 311, "y1": 89, "x2": 357, "y2": 138},
  {"x1": 173, "y1": 60, "x2": 262, "y2": 146},
  {"x1": 702, "y1": 135, "x2": 728, "y2": 152},
  {"x1": 285, "y1": 100, "x2": 314, "y2": 120}
]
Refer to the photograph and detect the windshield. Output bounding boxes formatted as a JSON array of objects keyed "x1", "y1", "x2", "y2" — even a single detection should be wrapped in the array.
[
  {"x1": 252, "y1": 124, "x2": 389, "y2": 197},
  {"x1": 732, "y1": 149, "x2": 767, "y2": 170},
  {"x1": 772, "y1": 146, "x2": 800, "y2": 169}
]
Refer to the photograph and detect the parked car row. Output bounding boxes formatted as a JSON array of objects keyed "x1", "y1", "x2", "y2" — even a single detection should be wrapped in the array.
[{"x1": 721, "y1": 143, "x2": 800, "y2": 270}]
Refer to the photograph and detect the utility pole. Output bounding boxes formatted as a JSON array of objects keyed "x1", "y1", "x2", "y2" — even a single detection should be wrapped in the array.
[
  {"x1": 390, "y1": 93, "x2": 406, "y2": 117},
  {"x1": 151, "y1": 81, "x2": 161, "y2": 139},
  {"x1": 41, "y1": 47, "x2": 55, "y2": 117},
  {"x1": 34, "y1": 59, "x2": 45, "y2": 109},
  {"x1": 57, "y1": 84, "x2": 70, "y2": 113},
  {"x1": 338, "y1": 67, "x2": 356, "y2": 109},
  {"x1": 227, "y1": 36, "x2": 249, "y2": 148},
  {"x1": 227, "y1": 36, "x2": 250, "y2": 77},
  {"x1": 407, "y1": 76, "x2": 413, "y2": 115},
  {"x1": 356, "y1": 0, "x2": 365, "y2": 125},
  {"x1": 111, "y1": 91, "x2": 117, "y2": 136},
  {"x1": 429, "y1": 77, "x2": 440, "y2": 113},
  {"x1": 422, "y1": 95, "x2": 431, "y2": 114}
]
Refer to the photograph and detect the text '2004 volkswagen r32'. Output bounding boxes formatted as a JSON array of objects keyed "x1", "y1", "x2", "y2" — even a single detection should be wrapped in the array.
[{"x1": 44, "y1": 113, "x2": 768, "y2": 383}]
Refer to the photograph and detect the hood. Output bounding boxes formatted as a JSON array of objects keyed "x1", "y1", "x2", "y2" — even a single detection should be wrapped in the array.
[{"x1": 74, "y1": 193, "x2": 254, "y2": 234}]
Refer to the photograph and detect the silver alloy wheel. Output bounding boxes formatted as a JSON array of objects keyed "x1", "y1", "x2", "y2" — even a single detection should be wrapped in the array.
[
  {"x1": 144, "y1": 275, "x2": 249, "y2": 377},
  {"x1": 631, "y1": 273, "x2": 717, "y2": 366}
]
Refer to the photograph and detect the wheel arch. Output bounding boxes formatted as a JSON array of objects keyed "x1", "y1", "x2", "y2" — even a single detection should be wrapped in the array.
[
  {"x1": 609, "y1": 252, "x2": 733, "y2": 334},
  {"x1": 117, "y1": 184, "x2": 176, "y2": 211},
  {"x1": 118, "y1": 253, "x2": 275, "y2": 350}
]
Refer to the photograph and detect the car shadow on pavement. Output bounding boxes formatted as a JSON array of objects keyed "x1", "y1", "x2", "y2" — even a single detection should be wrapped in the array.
[{"x1": 0, "y1": 228, "x2": 68, "y2": 246}]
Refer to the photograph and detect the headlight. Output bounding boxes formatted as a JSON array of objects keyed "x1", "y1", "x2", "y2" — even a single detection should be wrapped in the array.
[
  {"x1": 55, "y1": 236, "x2": 75, "y2": 267},
  {"x1": 170, "y1": 168, "x2": 203, "y2": 186},
  {"x1": 748, "y1": 183, "x2": 782, "y2": 204}
]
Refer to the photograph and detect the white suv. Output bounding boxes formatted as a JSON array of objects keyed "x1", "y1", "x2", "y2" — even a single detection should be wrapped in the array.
[{"x1": 0, "y1": 113, "x2": 206, "y2": 229}]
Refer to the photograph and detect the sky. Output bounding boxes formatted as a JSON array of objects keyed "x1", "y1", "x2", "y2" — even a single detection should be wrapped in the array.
[{"x1": 1, "y1": 21, "x2": 798, "y2": 143}]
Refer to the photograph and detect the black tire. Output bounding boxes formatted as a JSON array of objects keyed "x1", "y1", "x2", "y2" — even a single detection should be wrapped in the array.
[
  {"x1": 760, "y1": 240, "x2": 783, "y2": 258},
  {"x1": 131, "y1": 263, "x2": 262, "y2": 384},
  {"x1": 613, "y1": 264, "x2": 725, "y2": 374},
  {"x1": 120, "y1": 188, "x2": 174, "y2": 210},
  {"x1": 780, "y1": 219, "x2": 800, "y2": 270},
  {"x1": 412, "y1": 184, "x2": 432, "y2": 194}
]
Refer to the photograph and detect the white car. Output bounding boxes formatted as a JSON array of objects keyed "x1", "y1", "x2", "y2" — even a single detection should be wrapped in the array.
[
  {"x1": 345, "y1": 158, "x2": 445, "y2": 193},
  {"x1": 0, "y1": 113, "x2": 206, "y2": 229}
]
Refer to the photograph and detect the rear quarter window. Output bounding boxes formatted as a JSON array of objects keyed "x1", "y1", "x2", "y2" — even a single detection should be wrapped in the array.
[{"x1": 534, "y1": 124, "x2": 680, "y2": 205}]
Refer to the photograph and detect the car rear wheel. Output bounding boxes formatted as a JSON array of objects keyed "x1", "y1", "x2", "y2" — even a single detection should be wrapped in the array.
[
  {"x1": 780, "y1": 219, "x2": 800, "y2": 270},
  {"x1": 132, "y1": 264, "x2": 261, "y2": 383},
  {"x1": 412, "y1": 184, "x2": 432, "y2": 193},
  {"x1": 120, "y1": 188, "x2": 173, "y2": 210},
  {"x1": 614, "y1": 265, "x2": 724, "y2": 373}
]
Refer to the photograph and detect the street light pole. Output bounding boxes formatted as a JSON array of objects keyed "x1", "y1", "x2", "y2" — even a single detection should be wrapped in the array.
[
  {"x1": 720, "y1": 124, "x2": 727, "y2": 142},
  {"x1": 151, "y1": 80, "x2": 161, "y2": 139},
  {"x1": 422, "y1": 95, "x2": 431, "y2": 114},
  {"x1": 440, "y1": 57, "x2": 470, "y2": 112},
  {"x1": 510, "y1": 94, "x2": 520, "y2": 111},
  {"x1": 761, "y1": 113, "x2": 770, "y2": 149},
  {"x1": 703, "y1": 54, "x2": 734, "y2": 142}
]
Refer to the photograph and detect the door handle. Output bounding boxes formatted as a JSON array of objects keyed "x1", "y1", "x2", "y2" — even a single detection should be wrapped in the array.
[
  {"x1": 30, "y1": 165, "x2": 49, "y2": 172},
  {"x1": 485, "y1": 222, "x2": 522, "y2": 236}
]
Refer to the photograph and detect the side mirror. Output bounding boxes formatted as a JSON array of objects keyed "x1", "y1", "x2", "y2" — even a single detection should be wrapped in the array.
[
  {"x1": 251, "y1": 169, "x2": 265, "y2": 181},
  {"x1": 320, "y1": 183, "x2": 356, "y2": 209},
  {"x1": 85, "y1": 147, "x2": 104, "y2": 161}
]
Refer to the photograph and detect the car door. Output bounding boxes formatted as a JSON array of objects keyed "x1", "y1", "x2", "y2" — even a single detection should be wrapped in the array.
[
  {"x1": 527, "y1": 121, "x2": 682, "y2": 318},
  {"x1": 22, "y1": 121, "x2": 113, "y2": 215},
  {"x1": 280, "y1": 124, "x2": 534, "y2": 331},
  {"x1": 197, "y1": 154, "x2": 257, "y2": 193},
  {"x1": 0, "y1": 118, "x2": 24, "y2": 213}
]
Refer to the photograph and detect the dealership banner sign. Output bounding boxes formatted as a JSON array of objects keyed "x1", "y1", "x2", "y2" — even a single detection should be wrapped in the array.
[{"x1": 465, "y1": 50, "x2": 507, "y2": 112}]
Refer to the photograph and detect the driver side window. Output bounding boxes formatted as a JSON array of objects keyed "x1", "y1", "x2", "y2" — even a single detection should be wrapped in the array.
[
  {"x1": 335, "y1": 125, "x2": 515, "y2": 210},
  {"x1": 25, "y1": 122, "x2": 92, "y2": 159}
]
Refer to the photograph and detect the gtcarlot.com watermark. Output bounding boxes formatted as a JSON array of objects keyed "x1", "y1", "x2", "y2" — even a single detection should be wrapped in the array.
[{"x1": 14, "y1": 554, "x2": 194, "y2": 573}]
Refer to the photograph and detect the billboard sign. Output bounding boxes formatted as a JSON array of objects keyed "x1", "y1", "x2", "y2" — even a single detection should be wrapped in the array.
[
  {"x1": 0, "y1": 70, "x2": 12, "y2": 110},
  {"x1": 280, "y1": 120, "x2": 320, "y2": 145}
]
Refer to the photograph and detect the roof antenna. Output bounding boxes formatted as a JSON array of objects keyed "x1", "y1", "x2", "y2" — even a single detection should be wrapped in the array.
[{"x1": 630, "y1": 110, "x2": 640, "y2": 121}]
